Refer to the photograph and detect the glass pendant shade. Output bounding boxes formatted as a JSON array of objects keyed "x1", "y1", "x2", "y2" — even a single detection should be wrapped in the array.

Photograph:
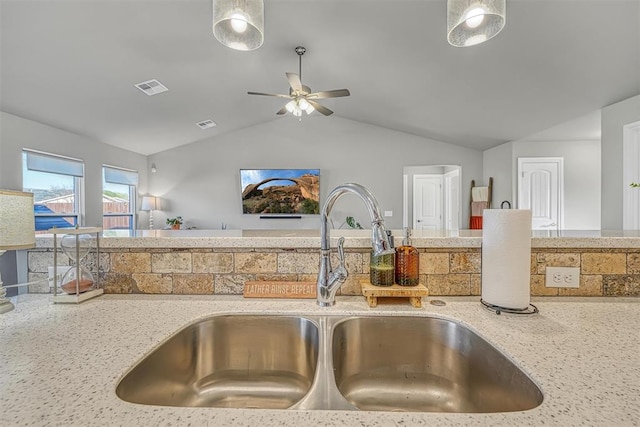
[
  {"x1": 285, "y1": 98, "x2": 315, "y2": 116},
  {"x1": 212, "y1": 0, "x2": 264, "y2": 51},
  {"x1": 298, "y1": 98, "x2": 309, "y2": 111},
  {"x1": 305, "y1": 103, "x2": 315, "y2": 115},
  {"x1": 447, "y1": 0, "x2": 506, "y2": 47}
]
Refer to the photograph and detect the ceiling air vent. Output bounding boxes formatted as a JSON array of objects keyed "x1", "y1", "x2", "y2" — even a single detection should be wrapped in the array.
[
  {"x1": 196, "y1": 119, "x2": 217, "y2": 130},
  {"x1": 134, "y1": 79, "x2": 168, "y2": 96}
]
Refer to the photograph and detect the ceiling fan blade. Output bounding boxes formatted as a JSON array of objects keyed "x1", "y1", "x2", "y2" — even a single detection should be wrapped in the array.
[
  {"x1": 248, "y1": 91, "x2": 291, "y2": 99},
  {"x1": 276, "y1": 106, "x2": 288, "y2": 115},
  {"x1": 308, "y1": 100, "x2": 333, "y2": 116},
  {"x1": 307, "y1": 89, "x2": 351, "y2": 99},
  {"x1": 286, "y1": 73, "x2": 303, "y2": 92}
]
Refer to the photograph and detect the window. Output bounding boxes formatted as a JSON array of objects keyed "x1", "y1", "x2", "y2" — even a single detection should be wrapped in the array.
[
  {"x1": 102, "y1": 165, "x2": 138, "y2": 231},
  {"x1": 22, "y1": 150, "x2": 84, "y2": 234}
]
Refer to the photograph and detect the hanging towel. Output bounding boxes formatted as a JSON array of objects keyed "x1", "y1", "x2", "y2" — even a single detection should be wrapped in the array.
[
  {"x1": 472, "y1": 186, "x2": 489, "y2": 202},
  {"x1": 471, "y1": 201, "x2": 489, "y2": 216},
  {"x1": 470, "y1": 216, "x2": 483, "y2": 229},
  {"x1": 470, "y1": 201, "x2": 489, "y2": 229}
]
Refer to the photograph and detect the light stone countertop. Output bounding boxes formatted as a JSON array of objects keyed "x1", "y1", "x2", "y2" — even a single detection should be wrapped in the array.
[
  {"x1": 1, "y1": 294, "x2": 639, "y2": 427},
  {"x1": 33, "y1": 228, "x2": 640, "y2": 249}
]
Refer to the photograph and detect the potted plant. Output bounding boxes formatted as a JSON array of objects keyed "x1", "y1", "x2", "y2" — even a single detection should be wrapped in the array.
[
  {"x1": 166, "y1": 216, "x2": 183, "y2": 230},
  {"x1": 345, "y1": 216, "x2": 363, "y2": 229}
]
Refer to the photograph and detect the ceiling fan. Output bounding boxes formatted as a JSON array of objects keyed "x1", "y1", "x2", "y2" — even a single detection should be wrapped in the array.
[{"x1": 248, "y1": 46, "x2": 350, "y2": 117}]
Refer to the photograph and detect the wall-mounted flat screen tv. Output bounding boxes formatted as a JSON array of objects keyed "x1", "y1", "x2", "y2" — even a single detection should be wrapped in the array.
[{"x1": 240, "y1": 169, "x2": 320, "y2": 215}]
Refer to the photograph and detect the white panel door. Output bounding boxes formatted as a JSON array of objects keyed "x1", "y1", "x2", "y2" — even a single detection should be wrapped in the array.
[
  {"x1": 518, "y1": 158, "x2": 564, "y2": 230},
  {"x1": 444, "y1": 169, "x2": 460, "y2": 230},
  {"x1": 623, "y1": 120, "x2": 640, "y2": 229},
  {"x1": 413, "y1": 174, "x2": 443, "y2": 230}
]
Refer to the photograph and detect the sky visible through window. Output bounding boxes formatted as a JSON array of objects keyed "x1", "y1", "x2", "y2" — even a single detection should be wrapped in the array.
[
  {"x1": 22, "y1": 155, "x2": 69, "y2": 190},
  {"x1": 22, "y1": 154, "x2": 122, "y2": 200}
]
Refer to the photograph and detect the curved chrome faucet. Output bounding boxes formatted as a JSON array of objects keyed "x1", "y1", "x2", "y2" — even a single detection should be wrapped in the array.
[{"x1": 317, "y1": 183, "x2": 395, "y2": 306}]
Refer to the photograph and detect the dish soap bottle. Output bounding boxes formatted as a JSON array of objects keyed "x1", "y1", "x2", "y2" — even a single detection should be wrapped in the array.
[
  {"x1": 370, "y1": 251, "x2": 395, "y2": 286},
  {"x1": 395, "y1": 227, "x2": 419, "y2": 286}
]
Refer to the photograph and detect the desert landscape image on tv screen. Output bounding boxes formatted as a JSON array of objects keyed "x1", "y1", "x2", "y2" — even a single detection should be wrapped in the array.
[{"x1": 240, "y1": 169, "x2": 320, "y2": 215}]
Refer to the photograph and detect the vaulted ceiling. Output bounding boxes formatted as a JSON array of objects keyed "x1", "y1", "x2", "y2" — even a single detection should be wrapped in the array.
[{"x1": 1, "y1": 0, "x2": 638, "y2": 155}]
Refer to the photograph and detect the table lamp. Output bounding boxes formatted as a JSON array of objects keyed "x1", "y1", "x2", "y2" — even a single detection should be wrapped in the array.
[
  {"x1": 0, "y1": 190, "x2": 36, "y2": 314},
  {"x1": 140, "y1": 196, "x2": 160, "y2": 229}
]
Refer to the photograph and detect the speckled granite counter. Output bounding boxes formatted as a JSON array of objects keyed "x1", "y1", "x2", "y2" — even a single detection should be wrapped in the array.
[
  {"x1": 32, "y1": 228, "x2": 640, "y2": 249},
  {"x1": 1, "y1": 294, "x2": 638, "y2": 426}
]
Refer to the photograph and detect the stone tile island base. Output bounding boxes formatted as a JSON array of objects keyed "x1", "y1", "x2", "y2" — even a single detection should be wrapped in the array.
[{"x1": 27, "y1": 247, "x2": 640, "y2": 297}]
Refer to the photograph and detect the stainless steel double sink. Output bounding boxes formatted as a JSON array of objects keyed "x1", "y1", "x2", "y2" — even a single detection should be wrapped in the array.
[{"x1": 116, "y1": 314, "x2": 543, "y2": 413}]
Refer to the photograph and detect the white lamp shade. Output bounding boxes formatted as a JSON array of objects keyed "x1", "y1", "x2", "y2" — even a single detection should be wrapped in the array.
[
  {"x1": 0, "y1": 190, "x2": 36, "y2": 250},
  {"x1": 212, "y1": 0, "x2": 264, "y2": 51},
  {"x1": 447, "y1": 0, "x2": 506, "y2": 47},
  {"x1": 141, "y1": 196, "x2": 160, "y2": 211}
]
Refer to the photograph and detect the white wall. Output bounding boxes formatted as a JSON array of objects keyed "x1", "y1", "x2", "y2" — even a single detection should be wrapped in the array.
[
  {"x1": 147, "y1": 117, "x2": 483, "y2": 230},
  {"x1": 0, "y1": 111, "x2": 148, "y2": 226},
  {"x1": 602, "y1": 94, "x2": 640, "y2": 229},
  {"x1": 483, "y1": 142, "x2": 513, "y2": 208}
]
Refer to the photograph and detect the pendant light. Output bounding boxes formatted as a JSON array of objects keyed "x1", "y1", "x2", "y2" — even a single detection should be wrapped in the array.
[
  {"x1": 447, "y1": 0, "x2": 506, "y2": 47},
  {"x1": 212, "y1": 0, "x2": 264, "y2": 51}
]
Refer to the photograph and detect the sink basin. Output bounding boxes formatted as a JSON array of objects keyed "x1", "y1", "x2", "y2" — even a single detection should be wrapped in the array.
[
  {"x1": 331, "y1": 316, "x2": 543, "y2": 413},
  {"x1": 117, "y1": 314, "x2": 543, "y2": 413},
  {"x1": 116, "y1": 315, "x2": 319, "y2": 409}
]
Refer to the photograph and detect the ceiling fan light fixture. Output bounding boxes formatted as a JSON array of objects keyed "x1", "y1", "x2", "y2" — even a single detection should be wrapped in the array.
[
  {"x1": 212, "y1": 0, "x2": 264, "y2": 51},
  {"x1": 248, "y1": 46, "x2": 350, "y2": 118},
  {"x1": 298, "y1": 98, "x2": 310, "y2": 111},
  {"x1": 447, "y1": 0, "x2": 505, "y2": 47},
  {"x1": 305, "y1": 103, "x2": 315, "y2": 115}
]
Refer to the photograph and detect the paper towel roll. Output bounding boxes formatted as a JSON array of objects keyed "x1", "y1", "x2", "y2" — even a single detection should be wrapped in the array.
[{"x1": 481, "y1": 209, "x2": 532, "y2": 310}]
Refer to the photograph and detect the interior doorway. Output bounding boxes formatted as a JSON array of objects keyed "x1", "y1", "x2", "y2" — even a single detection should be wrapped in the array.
[
  {"x1": 403, "y1": 165, "x2": 461, "y2": 230},
  {"x1": 517, "y1": 157, "x2": 564, "y2": 230}
]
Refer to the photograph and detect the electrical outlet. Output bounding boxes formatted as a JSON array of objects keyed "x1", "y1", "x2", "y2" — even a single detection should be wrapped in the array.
[
  {"x1": 545, "y1": 267, "x2": 580, "y2": 288},
  {"x1": 384, "y1": 211, "x2": 393, "y2": 217}
]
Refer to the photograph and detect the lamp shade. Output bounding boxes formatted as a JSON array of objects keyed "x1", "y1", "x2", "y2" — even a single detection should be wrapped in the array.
[
  {"x1": 0, "y1": 190, "x2": 36, "y2": 250},
  {"x1": 447, "y1": 0, "x2": 506, "y2": 47},
  {"x1": 212, "y1": 0, "x2": 264, "y2": 51},
  {"x1": 140, "y1": 196, "x2": 160, "y2": 211}
]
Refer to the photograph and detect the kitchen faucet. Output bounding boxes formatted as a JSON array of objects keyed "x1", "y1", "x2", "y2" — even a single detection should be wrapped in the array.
[{"x1": 317, "y1": 183, "x2": 395, "y2": 306}]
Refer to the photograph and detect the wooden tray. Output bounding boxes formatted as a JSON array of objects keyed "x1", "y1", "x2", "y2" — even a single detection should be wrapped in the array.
[{"x1": 360, "y1": 280, "x2": 429, "y2": 308}]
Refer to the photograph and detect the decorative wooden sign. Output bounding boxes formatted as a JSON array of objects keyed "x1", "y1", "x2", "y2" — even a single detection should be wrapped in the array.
[
  {"x1": 243, "y1": 281, "x2": 317, "y2": 299},
  {"x1": 360, "y1": 280, "x2": 429, "y2": 308}
]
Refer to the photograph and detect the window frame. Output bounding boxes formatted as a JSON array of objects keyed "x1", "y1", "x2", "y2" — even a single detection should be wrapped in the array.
[
  {"x1": 22, "y1": 149, "x2": 85, "y2": 231},
  {"x1": 102, "y1": 165, "x2": 138, "y2": 231}
]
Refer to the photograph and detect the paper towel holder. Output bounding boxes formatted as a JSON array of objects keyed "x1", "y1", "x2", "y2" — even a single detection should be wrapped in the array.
[{"x1": 481, "y1": 299, "x2": 539, "y2": 315}]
